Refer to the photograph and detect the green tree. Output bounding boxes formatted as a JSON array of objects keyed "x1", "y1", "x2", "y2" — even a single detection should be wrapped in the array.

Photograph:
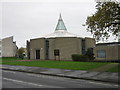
[
  {"x1": 85, "y1": 1, "x2": 120, "y2": 41},
  {"x1": 18, "y1": 47, "x2": 25, "y2": 59},
  {"x1": 85, "y1": 48, "x2": 95, "y2": 61}
]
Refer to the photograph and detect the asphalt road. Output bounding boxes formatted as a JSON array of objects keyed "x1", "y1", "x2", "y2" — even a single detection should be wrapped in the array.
[{"x1": 1, "y1": 70, "x2": 118, "y2": 88}]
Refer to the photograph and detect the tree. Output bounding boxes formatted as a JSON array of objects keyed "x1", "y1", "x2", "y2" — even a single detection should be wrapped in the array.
[
  {"x1": 18, "y1": 47, "x2": 25, "y2": 59},
  {"x1": 85, "y1": 1, "x2": 120, "y2": 41},
  {"x1": 85, "y1": 48, "x2": 95, "y2": 61}
]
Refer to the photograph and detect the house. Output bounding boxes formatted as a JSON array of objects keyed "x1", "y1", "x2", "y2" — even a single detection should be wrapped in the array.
[
  {"x1": 27, "y1": 14, "x2": 95, "y2": 60},
  {"x1": 1, "y1": 36, "x2": 18, "y2": 57},
  {"x1": 0, "y1": 39, "x2": 1, "y2": 57}
]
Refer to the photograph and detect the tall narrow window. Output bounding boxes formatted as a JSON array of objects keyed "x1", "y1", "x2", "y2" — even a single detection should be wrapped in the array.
[
  {"x1": 82, "y1": 39, "x2": 86, "y2": 55},
  {"x1": 45, "y1": 40, "x2": 49, "y2": 60}
]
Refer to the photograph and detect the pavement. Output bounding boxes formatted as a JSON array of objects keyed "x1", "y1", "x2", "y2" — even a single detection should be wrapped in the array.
[{"x1": 1, "y1": 65, "x2": 119, "y2": 84}]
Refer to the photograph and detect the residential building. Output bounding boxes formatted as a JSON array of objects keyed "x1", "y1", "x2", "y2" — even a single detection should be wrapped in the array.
[
  {"x1": 1, "y1": 36, "x2": 18, "y2": 57},
  {"x1": 0, "y1": 39, "x2": 1, "y2": 57}
]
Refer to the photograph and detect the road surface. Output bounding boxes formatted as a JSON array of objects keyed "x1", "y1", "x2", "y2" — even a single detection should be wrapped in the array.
[{"x1": 1, "y1": 70, "x2": 118, "y2": 88}]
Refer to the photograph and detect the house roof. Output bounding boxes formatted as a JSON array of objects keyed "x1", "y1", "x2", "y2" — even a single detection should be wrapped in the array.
[{"x1": 96, "y1": 42, "x2": 120, "y2": 46}]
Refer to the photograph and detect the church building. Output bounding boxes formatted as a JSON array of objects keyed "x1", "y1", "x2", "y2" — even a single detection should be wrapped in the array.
[{"x1": 27, "y1": 14, "x2": 95, "y2": 60}]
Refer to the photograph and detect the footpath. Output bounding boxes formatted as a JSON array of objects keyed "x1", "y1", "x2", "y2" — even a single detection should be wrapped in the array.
[{"x1": 1, "y1": 64, "x2": 119, "y2": 84}]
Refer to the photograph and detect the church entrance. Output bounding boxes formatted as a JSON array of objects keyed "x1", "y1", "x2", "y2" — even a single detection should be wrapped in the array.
[
  {"x1": 36, "y1": 49, "x2": 40, "y2": 59},
  {"x1": 54, "y1": 49, "x2": 60, "y2": 61}
]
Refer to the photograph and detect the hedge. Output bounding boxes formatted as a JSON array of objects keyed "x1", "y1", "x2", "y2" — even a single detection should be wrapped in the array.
[{"x1": 71, "y1": 54, "x2": 88, "y2": 61}]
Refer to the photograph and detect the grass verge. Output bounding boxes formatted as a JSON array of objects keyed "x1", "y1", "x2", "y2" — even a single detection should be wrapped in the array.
[
  {"x1": 1, "y1": 57, "x2": 27, "y2": 61},
  {"x1": 106, "y1": 64, "x2": 120, "y2": 72},
  {"x1": 2, "y1": 60, "x2": 112, "y2": 71},
  {"x1": 2, "y1": 57, "x2": 19, "y2": 61}
]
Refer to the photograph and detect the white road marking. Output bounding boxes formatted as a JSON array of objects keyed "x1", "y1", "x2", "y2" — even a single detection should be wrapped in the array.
[
  {"x1": 26, "y1": 73, "x2": 68, "y2": 80},
  {"x1": 88, "y1": 81, "x2": 118, "y2": 87},
  {"x1": 2, "y1": 70, "x2": 16, "y2": 73},
  {"x1": 0, "y1": 67, "x2": 7, "y2": 68},
  {"x1": 3, "y1": 77, "x2": 43, "y2": 87}
]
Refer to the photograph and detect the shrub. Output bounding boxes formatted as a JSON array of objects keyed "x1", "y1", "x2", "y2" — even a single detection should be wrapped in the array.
[
  {"x1": 71, "y1": 54, "x2": 88, "y2": 61},
  {"x1": 85, "y1": 48, "x2": 95, "y2": 61}
]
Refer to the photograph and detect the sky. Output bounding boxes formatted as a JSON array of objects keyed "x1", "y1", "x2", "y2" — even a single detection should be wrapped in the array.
[{"x1": 1, "y1": 0, "x2": 119, "y2": 48}]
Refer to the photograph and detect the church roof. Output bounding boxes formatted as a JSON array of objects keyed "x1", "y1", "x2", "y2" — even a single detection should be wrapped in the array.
[
  {"x1": 44, "y1": 30, "x2": 80, "y2": 38},
  {"x1": 43, "y1": 14, "x2": 81, "y2": 38}
]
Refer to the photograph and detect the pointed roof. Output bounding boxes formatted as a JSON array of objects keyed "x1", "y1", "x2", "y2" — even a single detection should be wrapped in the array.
[
  {"x1": 55, "y1": 14, "x2": 67, "y2": 31},
  {"x1": 41, "y1": 14, "x2": 81, "y2": 38}
]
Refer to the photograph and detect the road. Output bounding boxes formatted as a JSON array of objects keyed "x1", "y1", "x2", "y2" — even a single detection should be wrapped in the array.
[{"x1": 1, "y1": 70, "x2": 118, "y2": 88}]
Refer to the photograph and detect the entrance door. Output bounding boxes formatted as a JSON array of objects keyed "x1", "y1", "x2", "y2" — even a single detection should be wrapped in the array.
[
  {"x1": 54, "y1": 49, "x2": 60, "y2": 60},
  {"x1": 36, "y1": 50, "x2": 40, "y2": 59}
]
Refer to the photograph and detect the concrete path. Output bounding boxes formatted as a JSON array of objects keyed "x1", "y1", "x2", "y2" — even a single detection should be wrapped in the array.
[
  {"x1": 90, "y1": 63, "x2": 119, "y2": 72},
  {"x1": 1, "y1": 65, "x2": 119, "y2": 84}
]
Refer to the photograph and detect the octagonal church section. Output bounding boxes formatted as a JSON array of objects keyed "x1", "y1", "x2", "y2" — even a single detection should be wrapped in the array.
[{"x1": 27, "y1": 14, "x2": 95, "y2": 60}]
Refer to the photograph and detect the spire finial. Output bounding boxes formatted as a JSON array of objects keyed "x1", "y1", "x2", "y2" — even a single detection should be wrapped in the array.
[{"x1": 59, "y1": 13, "x2": 62, "y2": 20}]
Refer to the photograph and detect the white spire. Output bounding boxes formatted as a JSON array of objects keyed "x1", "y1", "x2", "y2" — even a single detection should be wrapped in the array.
[
  {"x1": 42, "y1": 14, "x2": 81, "y2": 38},
  {"x1": 55, "y1": 14, "x2": 67, "y2": 31}
]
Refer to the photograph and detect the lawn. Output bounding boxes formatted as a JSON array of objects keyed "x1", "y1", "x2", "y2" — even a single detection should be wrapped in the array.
[
  {"x1": 2, "y1": 60, "x2": 112, "y2": 71},
  {"x1": 1, "y1": 57, "x2": 26, "y2": 61},
  {"x1": 0, "y1": 58, "x2": 1, "y2": 63},
  {"x1": 0, "y1": 57, "x2": 26, "y2": 64},
  {"x1": 1, "y1": 57, "x2": 19, "y2": 61},
  {"x1": 106, "y1": 64, "x2": 120, "y2": 72}
]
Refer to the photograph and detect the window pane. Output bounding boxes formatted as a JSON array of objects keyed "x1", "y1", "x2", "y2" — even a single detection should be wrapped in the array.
[{"x1": 97, "y1": 50, "x2": 106, "y2": 58}]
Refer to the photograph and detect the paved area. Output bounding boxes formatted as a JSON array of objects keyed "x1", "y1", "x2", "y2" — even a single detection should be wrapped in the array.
[{"x1": 1, "y1": 65, "x2": 119, "y2": 84}]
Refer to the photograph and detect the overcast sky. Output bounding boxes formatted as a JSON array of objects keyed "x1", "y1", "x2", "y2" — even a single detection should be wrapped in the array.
[{"x1": 1, "y1": 0, "x2": 118, "y2": 48}]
